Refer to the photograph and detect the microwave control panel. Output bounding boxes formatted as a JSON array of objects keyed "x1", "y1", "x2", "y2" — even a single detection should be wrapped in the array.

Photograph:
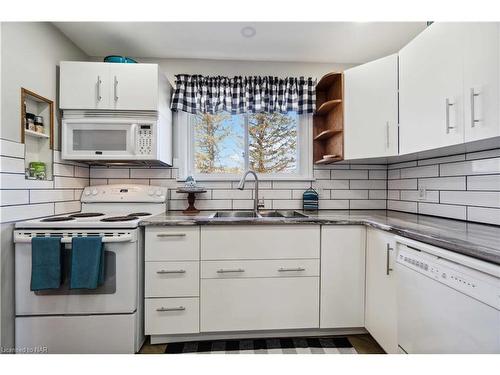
[{"x1": 137, "y1": 125, "x2": 153, "y2": 155}]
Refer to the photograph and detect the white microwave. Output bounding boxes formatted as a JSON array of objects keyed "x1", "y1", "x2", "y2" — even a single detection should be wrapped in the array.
[{"x1": 61, "y1": 115, "x2": 172, "y2": 166}]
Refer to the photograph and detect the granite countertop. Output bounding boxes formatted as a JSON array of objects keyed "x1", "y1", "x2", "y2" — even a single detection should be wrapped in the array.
[{"x1": 140, "y1": 210, "x2": 500, "y2": 265}]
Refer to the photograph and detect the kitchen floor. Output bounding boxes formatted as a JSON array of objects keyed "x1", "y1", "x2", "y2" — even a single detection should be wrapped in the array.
[{"x1": 139, "y1": 334, "x2": 385, "y2": 354}]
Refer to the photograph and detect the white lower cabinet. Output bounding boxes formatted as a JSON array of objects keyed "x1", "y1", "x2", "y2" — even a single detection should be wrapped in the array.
[
  {"x1": 320, "y1": 226, "x2": 366, "y2": 328},
  {"x1": 365, "y1": 228, "x2": 398, "y2": 353},
  {"x1": 201, "y1": 277, "x2": 319, "y2": 332},
  {"x1": 145, "y1": 297, "x2": 199, "y2": 335}
]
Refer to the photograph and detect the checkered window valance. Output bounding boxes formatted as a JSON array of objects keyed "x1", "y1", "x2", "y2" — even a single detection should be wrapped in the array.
[{"x1": 171, "y1": 75, "x2": 316, "y2": 115}]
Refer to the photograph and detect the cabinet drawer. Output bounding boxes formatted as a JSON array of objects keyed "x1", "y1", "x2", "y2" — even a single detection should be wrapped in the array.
[
  {"x1": 145, "y1": 261, "x2": 199, "y2": 298},
  {"x1": 201, "y1": 277, "x2": 319, "y2": 332},
  {"x1": 201, "y1": 259, "x2": 319, "y2": 279},
  {"x1": 145, "y1": 297, "x2": 199, "y2": 335},
  {"x1": 201, "y1": 225, "x2": 320, "y2": 260},
  {"x1": 145, "y1": 227, "x2": 199, "y2": 261}
]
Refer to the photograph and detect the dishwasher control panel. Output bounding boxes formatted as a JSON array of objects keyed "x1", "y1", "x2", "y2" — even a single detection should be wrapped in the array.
[{"x1": 397, "y1": 244, "x2": 499, "y2": 310}]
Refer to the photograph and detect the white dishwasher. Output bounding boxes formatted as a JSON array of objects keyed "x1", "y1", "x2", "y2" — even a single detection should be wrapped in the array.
[{"x1": 396, "y1": 237, "x2": 500, "y2": 354}]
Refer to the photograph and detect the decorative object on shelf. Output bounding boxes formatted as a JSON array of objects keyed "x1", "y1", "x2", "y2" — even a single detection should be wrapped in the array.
[
  {"x1": 103, "y1": 55, "x2": 137, "y2": 63},
  {"x1": 21, "y1": 88, "x2": 54, "y2": 181},
  {"x1": 34, "y1": 115, "x2": 44, "y2": 133},
  {"x1": 26, "y1": 161, "x2": 46, "y2": 180},
  {"x1": 303, "y1": 188, "x2": 319, "y2": 211},
  {"x1": 313, "y1": 72, "x2": 344, "y2": 165},
  {"x1": 184, "y1": 175, "x2": 197, "y2": 188},
  {"x1": 176, "y1": 186, "x2": 208, "y2": 215}
]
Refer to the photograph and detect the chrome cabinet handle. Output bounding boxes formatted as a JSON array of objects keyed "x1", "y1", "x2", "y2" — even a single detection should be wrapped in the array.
[
  {"x1": 97, "y1": 75, "x2": 102, "y2": 101},
  {"x1": 386, "y1": 122, "x2": 390, "y2": 149},
  {"x1": 156, "y1": 233, "x2": 186, "y2": 238},
  {"x1": 386, "y1": 243, "x2": 394, "y2": 275},
  {"x1": 114, "y1": 76, "x2": 119, "y2": 101},
  {"x1": 156, "y1": 269, "x2": 186, "y2": 274},
  {"x1": 445, "y1": 98, "x2": 455, "y2": 134},
  {"x1": 156, "y1": 306, "x2": 185, "y2": 312},
  {"x1": 217, "y1": 268, "x2": 245, "y2": 273},
  {"x1": 470, "y1": 88, "x2": 480, "y2": 128},
  {"x1": 278, "y1": 267, "x2": 305, "y2": 272}
]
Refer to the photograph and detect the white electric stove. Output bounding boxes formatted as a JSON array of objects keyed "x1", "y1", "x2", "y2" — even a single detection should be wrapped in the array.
[{"x1": 14, "y1": 184, "x2": 168, "y2": 354}]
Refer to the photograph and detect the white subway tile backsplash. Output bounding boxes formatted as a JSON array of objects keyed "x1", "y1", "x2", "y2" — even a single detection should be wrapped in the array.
[
  {"x1": 30, "y1": 189, "x2": 74, "y2": 203},
  {"x1": 212, "y1": 189, "x2": 253, "y2": 200},
  {"x1": 387, "y1": 190, "x2": 400, "y2": 200},
  {"x1": 369, "y1": 190, "x2": 387, "y2": 200},
  {"x1": 260, "y1": 189, "x2": 292, "y2": 200},
  {"x1": 331, "y1": 170, "x2": 368, "y2": 180},
  {"x1": 1, "y1": 203, "x2": 54, "y2": 222},
  {"x1": 465, "y1": 148, "x2": 500, "y2": 161},
  {"x1": 272, "y1": 181, "x2": 311, "y2": 189},
  {"x1": 388, "y1": 179, "x2": 417, "y2": 190},
  {"x1": 90, "y1": 168, "x2": 130, "y2": 179},
  {"x1": 388, "y1": 161, "x2": 417, "y2": 169},
  {"x1": 130, "y1": 168, "x2": 172, "y2": 179},
  {"x1": 0, "y1": 139, "x2": 24, "y2": 158},
  {"x1": 418, "y1": 202, "x2": 466, "y2": 220},
  {"x1": 387, "y1": 169, "x2": 401, "y2": 180},
  {"x1": 54, "y1": 176, "x2": 88, "y2": 189},
  {"x1": 417, "y1": 154, "x2": 465, "y2": 166},
  {"x1": 440, "y1": 191, "x2": 500, "y2": 208},
  {"x1": 313, "y1": 169, "x2": 331, "y2": 179},
  {"x1": 400, "y1": 165, "x2": 439, "y2": 179},
  {"x1": 331, "y1": 189, "x2": 368, "y2": 200},
  {"x1": 318, "y1": 200, "x2": 349, "y2": 209},
  {"x1": 467, "y1": 175, "x2": 500, "y2": 191},
  {"x1": 272, "y1": 199, "x2": 302, "y2": 210},
  {"x1": 418, "y1": 176, "x2": 466, "y2": 191},
  {"x1": 0, "y1": 156, "x2": 25, "y2": 173},
  {"x1": 53, "y1": 163, "x2": 74, "y2": 177},
  {"x1": 106, "y1": 178, "x2": 150, "y2": 185},
  {"x1": 400, "y1": 190, "x2": 439, "y2": 203},
  {"x1": 350, "y1": 180, "x2": 386, "y2": 190},
  {"x1": 55, "y1": 201, "x2": 81, "y2": 215},
  {"x1": 387, "y1": 200, "x2": 417, "y2": 213},
  {"x1": 440, "y1": 158, "x2": 500, "y2": 176},
  {"x1": 350, "y1": 200, "x2": 386, "y2": 209},
  {"x1": 369, "y1": 170, "x2": 387, "y2": 180},
  {"x1": 1, "y1": 173, "x2": 53, "y2": 189},
  {"x1": 0, "y1": 190, "x2": 29, "y2": 206},
  {"x1": 74, "y1": 166, "x2": 90, "y2": 178},
  {"x1": 467, "y1": 207, "x2": 500, "y2": 225}
]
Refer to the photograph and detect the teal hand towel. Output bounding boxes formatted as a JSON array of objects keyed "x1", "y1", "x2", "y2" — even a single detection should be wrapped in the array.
[
  {"x1": 30, "y1": 237, "x2": 62, "y2": 291},
  {"x1": 70, "y1": 237, "x2": 105, "y2": 289}
]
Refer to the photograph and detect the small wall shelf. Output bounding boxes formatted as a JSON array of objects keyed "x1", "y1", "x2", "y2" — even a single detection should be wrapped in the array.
[
  {"x1": 21, "y1": 88, "x2": 54, "y2": 181},
  {"x1": 25, "y1": 129, "x2": 51, "y2": 139},
  {"x1": 313, "y1": 72, "x2": 344, "y2": 164}
]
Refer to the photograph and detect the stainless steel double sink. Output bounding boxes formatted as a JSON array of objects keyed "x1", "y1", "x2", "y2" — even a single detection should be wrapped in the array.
[{"x1": 209, "y1": 210, "x2": 309, "y2": 219}]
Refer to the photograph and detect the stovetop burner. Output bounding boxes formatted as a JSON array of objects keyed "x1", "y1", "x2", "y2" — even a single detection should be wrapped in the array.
[
  {"x1": 101, "y1": 216, "x2": 139, "y2": 222},
  {"x1": 127, "y1": 212, "x2": 152, "y2": 217},
  {"x1": 41, "y1": 217, "x2": 75, "y2": 222},
  {"x1": 69, "y1": 212, "x2": 105, "y2": 218}
]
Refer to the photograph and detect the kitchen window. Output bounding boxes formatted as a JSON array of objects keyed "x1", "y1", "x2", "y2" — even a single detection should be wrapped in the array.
[{"x1": 176, "y1": 111, "x2": 312, "y2": 180}]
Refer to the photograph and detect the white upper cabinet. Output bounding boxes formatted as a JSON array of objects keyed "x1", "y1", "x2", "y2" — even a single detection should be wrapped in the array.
[
  {"x1": 60, "y1": 62, "x2": 111, "y2": 109},
  {"x1": 463, "y1": 23, "x2": 500, "y2": 142},
  {"x1": 344, "y1": 54, "x2": 399, "y2": 159},
  {"x1": 60, "y1": 62, "x2": 160, "y2": 111},
  {"x1": 399, "y1": 23, "x2": 465, "y2": 154},
  {"x1": 109, "y1": 64, "x2": 159, "y2": 110}
]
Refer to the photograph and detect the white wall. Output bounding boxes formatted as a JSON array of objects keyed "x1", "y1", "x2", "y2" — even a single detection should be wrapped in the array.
[
  {"x1": 92, "y1": 56, "x2": 354, "y2": 86},
  {"x1": 0, "y1": 22, "x2": 89, "y2": 350},
  {"x1": 1, "y1": 22, "x2": 87, "y2": 148}
]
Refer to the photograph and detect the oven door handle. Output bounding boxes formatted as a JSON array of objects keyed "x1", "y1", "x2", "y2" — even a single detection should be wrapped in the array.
[{"x1": 14, "y1": 233, "x2": 135, "y2": 244}]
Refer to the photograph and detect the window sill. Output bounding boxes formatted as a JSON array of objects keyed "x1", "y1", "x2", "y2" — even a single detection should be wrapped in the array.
[{"x1": 177, "y1": 175, "x2": 315, "y2": 182}]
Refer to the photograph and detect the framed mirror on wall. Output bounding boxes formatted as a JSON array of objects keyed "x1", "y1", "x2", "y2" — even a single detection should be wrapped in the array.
[{"x1": 21, "y1": 88, "x2": 54, "y2": 181}]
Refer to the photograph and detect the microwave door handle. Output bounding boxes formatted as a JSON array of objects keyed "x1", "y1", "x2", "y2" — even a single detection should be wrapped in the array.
[{"x1": 131, "y1": 124, "x2": 138, "y2": 155}]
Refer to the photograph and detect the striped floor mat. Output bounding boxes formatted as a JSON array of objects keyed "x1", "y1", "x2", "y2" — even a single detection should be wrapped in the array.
[{"x1": 165, "y1": 336, "x2": 357, "y2": 354}]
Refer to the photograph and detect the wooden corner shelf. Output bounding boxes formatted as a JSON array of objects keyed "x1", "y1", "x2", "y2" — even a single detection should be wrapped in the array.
[
  {"x1": 313, "y1": 129, "x2": 342, "y2": 141},
  {"x1": 313, "y1": 72, "x2": 344, "y2": 164},
  {"x1": 316, "y1": 99, "x2": 342, "y2": 115}
]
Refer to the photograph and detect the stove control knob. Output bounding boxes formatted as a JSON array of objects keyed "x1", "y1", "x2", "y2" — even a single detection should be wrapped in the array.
[
  {"x1": 91, "y1": 189, "x2": 98, "y2": 196},
  {"x1": 148, "y1": 189, "x2": 154, "y2": 196},
  {"x1": 84, "y1": 190, "x2": 91, "y2": 196},
  {"x1": 155, "y1": 189, "x2": 162, "y2": 196}
]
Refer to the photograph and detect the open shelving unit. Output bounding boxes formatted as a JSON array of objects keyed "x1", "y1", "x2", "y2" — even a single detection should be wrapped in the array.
[
  {"x1": 313, "y1": 72, "x2": 344, "y2": 164},
  {"x1": 21, "y1": 88, "x2": 54, "y2": 181}
]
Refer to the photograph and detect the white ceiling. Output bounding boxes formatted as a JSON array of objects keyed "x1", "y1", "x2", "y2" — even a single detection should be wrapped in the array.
[{"x1": 54, "y1": 22, "x2": 427, "y2": 64}]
